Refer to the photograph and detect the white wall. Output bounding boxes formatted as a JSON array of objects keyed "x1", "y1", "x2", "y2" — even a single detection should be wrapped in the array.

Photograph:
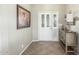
[
  {"x1": 31, "y1": 4, "x2": 65, "y2": 41},
  {"x1": 0, "y1": 5, "x2": 9, "y2": 54},
  {"x1": 65, "y1": 4, "x2": 79, "y2": 54},
  {"x1": 0, "y1": 4, "x2": 32, "y2": 55}
]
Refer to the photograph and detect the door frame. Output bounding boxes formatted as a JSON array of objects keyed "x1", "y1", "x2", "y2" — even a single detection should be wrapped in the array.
[{"x1": 38, "y1": 11, "x2": 59, "y2": 41}]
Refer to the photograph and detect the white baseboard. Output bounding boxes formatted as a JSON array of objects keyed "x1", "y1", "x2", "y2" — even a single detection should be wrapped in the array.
[
  {"x1": 32, "y1": 39, "x2": 59, "y2": 42},
  {"x1": 39, "y1": 40, "x2": 59, "y2": 41},
  {"x1": 19, "y1": 41, "x2": 32, "y2": 55},
  {"x1": 32, "y1": 40, "x2": 39, "y2": 42}
]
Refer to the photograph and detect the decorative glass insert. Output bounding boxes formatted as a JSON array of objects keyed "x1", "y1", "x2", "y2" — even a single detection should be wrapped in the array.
[
  {"x1": 41, "y1": 14, "x2": 44, "y2": 27},
  {"x1": 46, "y1": 14, "x2": 50, "y2": 27},
  {"x1": 53, "y1": 14, "x2": 57, "y2": 27}
]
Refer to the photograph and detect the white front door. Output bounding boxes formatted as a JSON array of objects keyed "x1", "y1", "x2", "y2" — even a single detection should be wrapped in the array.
[{"x1": 38, "y1": 12, "x2": 58, "y2": 41}]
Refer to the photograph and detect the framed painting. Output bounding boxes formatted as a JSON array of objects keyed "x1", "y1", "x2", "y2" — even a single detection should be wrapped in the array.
[{"x1": 17, "y1": 5, "x2": 31, "y2": 29}]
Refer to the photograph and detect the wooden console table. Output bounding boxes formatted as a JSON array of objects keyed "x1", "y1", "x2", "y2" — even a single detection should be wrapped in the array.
[{"x1": 59, "y1": 29, "x2": 77, "y2": 55}]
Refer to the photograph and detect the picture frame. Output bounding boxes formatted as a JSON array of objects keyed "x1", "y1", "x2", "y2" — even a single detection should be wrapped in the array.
[{"x1": 17, "y1": 4, "x2": 31, "y2": 29}]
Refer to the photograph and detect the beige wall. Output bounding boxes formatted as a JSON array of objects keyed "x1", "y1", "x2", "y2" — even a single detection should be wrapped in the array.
[
  {"x1": 8, "y1": 4, "x2": 32, "y2": 55},
  {"x1": 65, "y1": 4, "x2": 79, "y2": 13},
  {"x1": 31, "y1": 4, "x2": 65, "y2": 40},
  {"x1": 0, "y1": 4, "x2": 32, "y2": 54}
]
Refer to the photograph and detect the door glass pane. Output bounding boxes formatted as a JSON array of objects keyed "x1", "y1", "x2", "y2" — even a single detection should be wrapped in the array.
[
  {"x1": 46, "y1": 14, "x2": 50, "y2": 27},
  {"x1": 41, "y1": 14, "x2": 44, "y2": 27},
  {"x1": 53, "y1": 14, "x2": 57, "y2": 27}
]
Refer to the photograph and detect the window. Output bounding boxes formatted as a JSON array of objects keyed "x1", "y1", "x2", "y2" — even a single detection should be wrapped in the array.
[
  {"x1": 41, "y1": 14, "x2": 44, "y2": 27},
  {"x1": 46, "y1": 14, "x2": 50, "y2": 27},
  {"x1": 53, "y1": 14, "x2": 57, "y2": 27}
]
